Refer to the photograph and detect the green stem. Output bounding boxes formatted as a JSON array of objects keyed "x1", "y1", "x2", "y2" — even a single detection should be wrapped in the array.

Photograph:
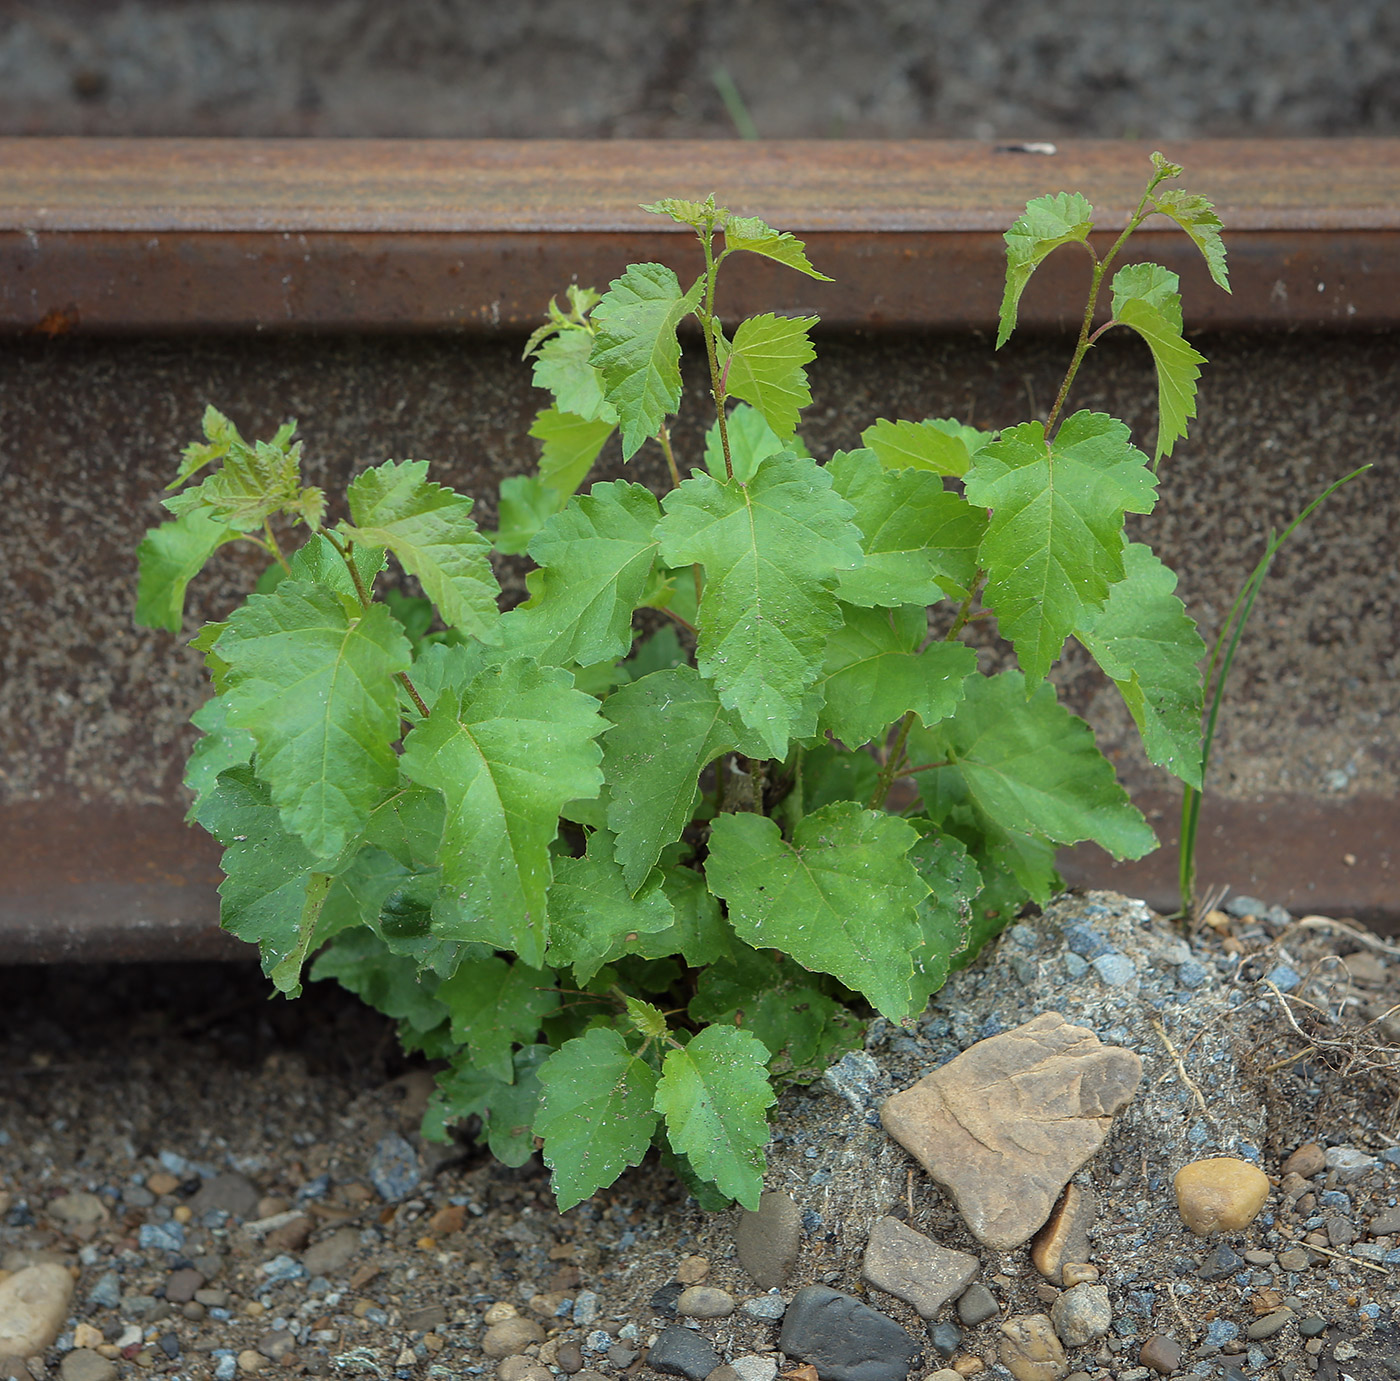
[
  {"x1": 263, "y1": 519, "x2": 292, "y2": 575},
  {"x1": 869, "y1": 713, "x2": 915, "y2": 811},
  {"x1": 698, "y1": 231, "x2": 734, "y2": 480},
  {"x1": 658, "y1": 424, "x2": 705, "y2": 608},
  {"x1": 1044, "y1": 171, "x2": 1170, "y2": 436}
]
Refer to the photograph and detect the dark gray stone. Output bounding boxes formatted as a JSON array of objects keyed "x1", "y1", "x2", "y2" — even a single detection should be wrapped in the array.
[
  {"x1": 646, "y1": 1326, "x2": 721, "y2": 1381},
  {"x1": 1299, "y1": 1316, "x2": 1327, "y2": 1338},
  {"x1": 957, "y1": 1283, "x2": 999, "y2": 1327},
  {"x1": 929, "y1": 1322, "x2": 962, "y2": 1357},
  {"x1": 1196, "y1": 1243, "x2": 1245, "y2": 1281},
  {"x1": 188, "y1": 1172, "x2": 259, "y2": 1220},
  {"x1": 778, "y1": 1285, "x2": 919, "y2": 1381}
]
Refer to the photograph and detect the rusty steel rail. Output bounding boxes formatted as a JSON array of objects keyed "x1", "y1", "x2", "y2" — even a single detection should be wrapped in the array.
[
  {"x1": 0, "y1": 138, "x2": 1397, "y2": 334},
  {"x1": 2, "y1": 138, "x2": 1398, "y2": 961}
]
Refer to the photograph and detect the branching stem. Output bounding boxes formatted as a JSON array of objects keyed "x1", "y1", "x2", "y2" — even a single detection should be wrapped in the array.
[
  {"x1": 263, "y1": 519, "x2": 292, "y2": 574},
  {"x1": 698, "y1": 229, "x2": 734, "y2": 480}
]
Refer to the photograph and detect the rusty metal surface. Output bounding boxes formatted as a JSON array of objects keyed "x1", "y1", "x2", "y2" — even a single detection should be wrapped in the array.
[
  {"x1": 1060, "y1": 792, "x2": 1400, "y2": 930},
  {"x1": 1, "y1": 791, "x2": 1393, "y2": 964},
  {"x1": 0, "y1": 139, "x2": 1397, "y2": 333}
]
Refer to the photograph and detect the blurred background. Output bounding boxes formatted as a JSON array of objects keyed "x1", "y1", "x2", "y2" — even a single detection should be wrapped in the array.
[{"x1": 0, "y1": 0, "x2": 1396, "y2": 140}]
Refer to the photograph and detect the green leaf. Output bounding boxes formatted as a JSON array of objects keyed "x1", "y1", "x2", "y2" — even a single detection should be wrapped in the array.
[
  {"x1": 183, "y1": 694, "x2": 255, "y2": 820},
  {"x1": 590, "y1": 264, "x2": 704, "y2": 460},
  {"x1": 343, "y1": 460, "x2": 500, "y2": 640},
  {"x1": 195, "y1": 767, "x2": 350, "y2": 995},
  {"x1": 189, "y1": 620, "x2": 235, "y2": 692},
  {"x1": 998, "y1": 191, "x2": 1096, "y2": 347},
  {"x1": 135, "y1": 511, "x2": 238, "y2": 632},
  {"x1": 706, "y1": 802, "x2": 928, "y2": 1019},
  {"x1": 164, "y1": 427, "x2": 322, "y2": 533},
  {"x1": 906, "y1": 828, "x2": 980, "y2": 1008},
  {"x1": 964, "y1": 411, "x2": 1158, "y2": 684},
  {"x1": 545, "y1": 830, "x2": 674, "y2": 983},
  {"x1": 287, "y1": 532, "x2": 387, "y2": 604},
  {"x1": 535, "y1": 1028, "x2": 661, "y2": 1211},
  {"x1": 910, "y1": 669, "x2": 1156, "y2": 860},
  {"x1": 817, "y1": 604, "x2": 977, "y2": 748},
  {"x1": 531, "y1": 329, "x2": 618, "y2": 423},
  {"x1": 642, "y1": 196, "x2": 727, "y2": 231},
  {"x1": 529, "y1": 407, "x2": 618, "y2": 499},
  {"x1": 436, "y1": 957, "x2": 560, "y2": 1083},
  {"x1": 723, "y1": 215, "x2": 833, "y2": 281},
  {"x1": 1075, "y1": 542, "x2": 1206, "y2": 789},
  {"x1": 169, "y1": 404, "x2": 245, "y2": 489},
  {"x1": 720, "y1": 314, "x2": 817, "y2": 440},
  {"x1": 1151, "y1": 187, "x2": 1230, "y2": 292},
  {"x1": 656, "y1": 454, "x2": 864, "y2": 758},
  {"x1": 655, "y1": 1024, "x2": 776, "y2": 1209},
  {"x1": 399, "y1": 657, "x2": 606, "y2": 967},
  {"x1": 689, "y1": 947, "x2": 862, "y2": 1084},
  {"x1": 797, "y1": 743, "x2": 880, "y2": 816},
  {"x1": 219, "y1": 582, "x2": 412, "y2": 857},
  {"x1": 620, "y1": 625, "x2": 687, "y2": 682},
  {"x1": 310, "y1": 925, "x2": 449, "y2": 1032},
  {"x1": 424, "y1": 1045, "x2": 550, "y2": 1165},
  {"x1": 627, "y1": 863, "x2": 735, "y2": 968},
  {"x1": 704, "y1": 403, "x2": 806, "y2": 483},
  {"x1": 494, "y1": 475, "x2": 565, "y2": 556},
  {"x1": 501, "y1": 481, "x2": 662, "y2": 666},
  {"x1": 1109, "y1": 264, "x2": 1206, "y2": 465},
  {"x1": 827, "y1": 448, "x2": 986, "y2": 605},
  {"x1": 860, "y1": 418, "x2": 995, "y2": 478},
  {"x1": 602, "y1": 666, "x2": 745, "y2": 891}
]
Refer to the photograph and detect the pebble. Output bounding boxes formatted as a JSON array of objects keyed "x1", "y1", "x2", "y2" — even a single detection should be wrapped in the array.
[
  {"x1": 1369, "y1": 1206, "x2": 1400, "y2": 1235},
  {"x1": 1030, "y1": 1185, "x2": 1096, "y2": 1285},
  {"x1": 1091, "y1": 953, "x2": 1136, "y2": 986},
  {"x1": 998, "y1": 1313, "x2": 1068, "y2": 1381},
  {"x1": 1059, "y1": 1265, "x2": 1098, "y2": 1288},
  {"x1": 1281, "y1": 1143, "x2": 1327, "y2": 1179},
  {"x1": 1245, "y1": 1308, "x2": 1293, "y2": 1340},
  {"x1": 728, "y1": 1357, "x2": 778, "y2": 1381},
  {"x1": 189, "y1": 1173, "x2": 260, "y2": 1220},
  {"x1": 926, "y1": 1371, "x2": 963, "y2": 1381},
  {"x1": 368, "y1": 1133, "x2": 421, "y2": 1201},
  {"x1": 1137, "y1": 1336, "x2": 1181, "y2": 1374},
  {"x1": 0, "y1": 1263, "x2": 75, "y2": 1357},
  {"x1": 677, "y1": 1286, "x2": 736, "y2": 1319},
  {"x1": 742, "y1": 1294, "x2": 786, "y2": 1321},
  {"x1": 58, "y1": 1353, "x2": 117, "y2": 1381},
  {"x1": 147, "y1": 1171, "x2": 180, "y2": 1196},
  {"x1": 481, "y1": 1317, "x2": 546, "y2": 1358},
  {"x1": 676, "y1": 1255, "x2": 710, "y2": 1285},
  {"x1": 1324, "y1": 1146, "x2": 1376, "y2": 1183},
  {"x1": 734, "y1": 1191, "x2": 802, "y2": 1290},
  {"x1": 1297, "y1": 1316, "x2": 1326, "y2": 1338},
  {"x1": 237, "y1": 1350, "x2": 267, "y2": 1374},
  {"x1": 779, "y1": 1285, "x2": 920, "y2": 1381},
  {"x1": 498, "y1": 1361, "x2": 552, "y2": 1381},
  {"x1": 572, "y1": 1291, "x2": 600, "y2": 1325},
  {"x1": 957, "y1": 1284, "x2": 999, "y2": 1327},
  {"x1": 648, "y1": 1325, "x2": 722, "y2": 1381},
  {"x1": 881, "y1": 1014, "x2": 1141, "y2": 1250},
  {"x1": 930, "y1": 1322, "x2": 962, "y2": 1357},
  {"x1": 862, "y1": 1217, "x2": 979, "y2": 1320},
  {"x1": 1195, "y1": 1243, "x2": 1244, "y2": 1281},
  {"x1": 47, "y1": 1194, "x2": 108, "y2": 1227},
  {"x1": 1174, "y1": 1158, "x2": 1270, "y2": 1235},
  {"x1": 301, "y1": 1227, "x2": 359, "y2": 1277},
  {"x1": 1277, "y1": 1247, "x2": 1312, "y2": 1270},
  {"x1": 1049, "y1": 1284, "x2": 1111, "y2": 1347},
  {"x1": 85, "y1": 1273, "x2": 120, "y2": 1310},
  {"x1": 163, "y1": 1267, "x2": 204, "y2": 1303},
  {"x1": 138, "y1": 1221, "x2": 185, "y2": 1254},
  {"x1": 556, "y1": 1341, "x2": 584, "y2": 1373}
]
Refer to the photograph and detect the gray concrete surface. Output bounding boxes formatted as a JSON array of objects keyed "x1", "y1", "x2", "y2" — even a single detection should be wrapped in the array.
[{"x1": 0, "y1": 0, "x2": 1395, "y2": 140}]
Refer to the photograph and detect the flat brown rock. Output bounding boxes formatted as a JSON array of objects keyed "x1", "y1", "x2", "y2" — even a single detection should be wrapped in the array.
[{"x1": 880, "y1": 1013, "x2": 1141, "y2": 1250}]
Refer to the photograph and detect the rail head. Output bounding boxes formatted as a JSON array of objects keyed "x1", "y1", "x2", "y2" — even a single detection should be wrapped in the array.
[{"x1": 0, "y1": 138, "x2": 1397, "y2": 332}]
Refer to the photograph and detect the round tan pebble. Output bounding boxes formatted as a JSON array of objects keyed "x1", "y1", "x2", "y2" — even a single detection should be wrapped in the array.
[
  {"x1": 1281, "y1": 1143, "x2": 1327, "y2": 1179},
  {"x1": 676, "y1": 1285, "x2": 735, "y2": 1319},
  {"x1": 1138, "y1": 1335, "x2": 1182, "y2": 1375},
  {"x1": 1060, "y1": 1264, "x2": 1099, "y2": 1288},
  {"x1": 676, "y1": 1255, "x2": 711, "y2": 1285},
  {"x1": 482, "y1": 1317, "x2": 546, "y2": 1358},
  {"x1": 951, "y1": 1357, "x2": 985, "y2": 1377},
  {"x1": 237, "y1": 1350, "x2": 267, "y2": 1375},
  {"x1": 484, "y1": 1302, "x2": 519, "y2": 1325},
  {"x1": 1174, "y1": 1158, "x2": 1270, "y2": 1236},
  {"x1": 256, "y1": 1197, "x2": 290, "y2": 1219},
  {"x1": 146, "y1": 1172, "x2": 180, "y2": 1196},
  {"x1": 172, "y1": 1206, "x2": 192, "y2": 1225},
  {"x1": 497, "y1": 1359, "x2": 552, "y2": 1381},
  {"x1": 925, "y1": 1371, "x2": 963, "y2": 1381},
  {"x1": 71, "y1": 1324, "x2": 103, "y2": 1351},
  {"x1": 242, "y1": 1301, "x2": 265, "y2": 1318},
  {"x1": 556, "y1": 1340, "x2": 585, "y2": 1373},
  {"x1": 423, "y1": 1335, "x2": 445, "y2": 1354}
]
